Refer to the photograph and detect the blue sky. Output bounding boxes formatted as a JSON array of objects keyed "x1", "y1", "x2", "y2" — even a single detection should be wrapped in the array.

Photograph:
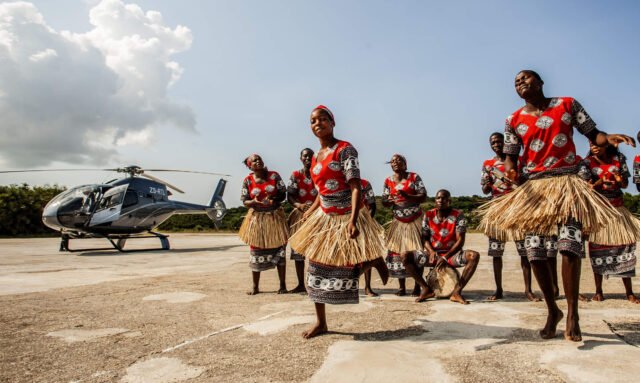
[{"x1": 2, "y1": 0, "x2": 640, "y2": 206}]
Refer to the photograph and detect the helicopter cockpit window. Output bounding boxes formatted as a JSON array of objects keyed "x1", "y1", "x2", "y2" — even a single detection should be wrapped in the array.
[
  {"x1": 122, "y1": 190, "x2": 138, "y2": 208},
  {"x1": 97, "y1": 191, "x2": 124, "y2": 210}
]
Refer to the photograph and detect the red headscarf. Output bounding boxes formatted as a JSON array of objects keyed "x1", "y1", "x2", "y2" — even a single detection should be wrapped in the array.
[{"x1": 313, "y1": 105, "x2": 335, "y2": 123}]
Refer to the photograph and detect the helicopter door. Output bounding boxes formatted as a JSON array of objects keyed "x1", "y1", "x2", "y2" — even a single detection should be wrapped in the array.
[{"x1": 89, "y1": 184, "x2": 128, "y2": 226}]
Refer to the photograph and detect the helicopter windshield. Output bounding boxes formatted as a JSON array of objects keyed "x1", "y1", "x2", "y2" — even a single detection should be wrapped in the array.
[{"x1": 54, "y1": 186, "x2": 102, "y2": 215}]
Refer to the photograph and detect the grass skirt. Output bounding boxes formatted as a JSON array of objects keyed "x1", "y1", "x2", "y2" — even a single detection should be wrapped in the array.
[
  {"x1": 289, "y1": 208, "x2": 385, "y2": 266},
  {"x1": 288, "y1": 208, "x2": 305, "y2": 234},
  {"x1": 589, "y1": 205, "x2": 640, "y2": 245},
  {"x1": 384, "y1": 216, "x2": 423, "y2": 253},
  {"x1": 238, "y1": 208, "x2": 288, "y2": 249},
  {"x1": 477, "y1": 175, "x2": 624, "y2": 245}
]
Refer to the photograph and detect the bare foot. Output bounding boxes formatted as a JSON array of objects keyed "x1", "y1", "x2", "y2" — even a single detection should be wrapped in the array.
[
  {"x1": 486, "y1": 290, "x2": 503, "y2": 301},
  {"x1": 288, "y1": 285, "x2": 307, "y2": 294},
  {"x1": 395, "y1": 289, "x2": 407, "y2": 296},
  {"x1": 578, "y1": 294, "x2": 590, "y2": 302},
  {"x1": 415, "y1": 289, "x2": 435, "y2": 303},
  {"x1": 540, "y1": 308, "x2": 563, "y2": 339},
  {"x1": 450, "y1": 292, "x2": 469, "y2": 305},
  {"x1": 411, "y1": 286, "x2": 421, "y2": 297},
  {"x1": 277, "y1": 287, "x2": 288, "y2": 294},
  {"x1": 564, "y1": 315, "x2": 582, "y2": 342},
  {"x1": 246, "y1": 287, "x2": 259, "y2": 295},
  {"x1": 525, "y1": 291, "x2": 541, "y2": 302},
  {"x1": 302, "y1": 322, "x2": 328, "y2": 339},
  {"x1": 627, "y1": 294, "x2": 640, "y2": 304},
  {"x1": 365, "y1": 288, "x2": 379, "y2": 297},
  {"x1": 591, "y1": 292, "x2": 604, "y2": 302}
]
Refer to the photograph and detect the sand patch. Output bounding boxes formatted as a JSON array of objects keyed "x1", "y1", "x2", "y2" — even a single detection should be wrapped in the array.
[
  {"x1": 310, "y1": 340, "x2": 455, "y2": 383},
  {"x1": 260, "y1": 300, "x2": 374, "y2": 315},
  {"x1": 121, "y1": 357, "x2": 204, "y2": 383},
  {"x1": 142, "y1": 292, "x2": 206, "y2": 303},
  {"x1": 243, "y1": 315, "x2": 316, "y2": 335},
  {"x1": 47, "y1": 328, "x2": 129, "y2": 343}
]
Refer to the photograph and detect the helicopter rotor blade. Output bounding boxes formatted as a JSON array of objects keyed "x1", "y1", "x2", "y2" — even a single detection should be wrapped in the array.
[
  {"x1": 141, "y1": 173, "x2": 185, "y2": 194},
  {"x1": 0, "y1": 169, "x2": 119, "y2": 174},
  {"x1": 144, "y1": 169, "x2": 231, "y2": 177}
]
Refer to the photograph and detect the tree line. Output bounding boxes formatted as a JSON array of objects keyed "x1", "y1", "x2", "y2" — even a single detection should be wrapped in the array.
[{"x1": 3, "y1": 184, "x2": 640, "y2": 236}]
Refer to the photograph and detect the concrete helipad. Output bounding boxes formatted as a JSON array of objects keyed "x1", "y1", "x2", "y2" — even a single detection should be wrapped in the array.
[{"x1": 0, "y1": 233, "x2": 638, "y2": 382}]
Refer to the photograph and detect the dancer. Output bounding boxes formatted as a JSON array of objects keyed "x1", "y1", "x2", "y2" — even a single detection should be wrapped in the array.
[
  {"x1": 289, "y1": 105, "x2": 388, "y2": 339},
  {"x1": 481, "y1": 132, "x2": 542, "y2": 302},
  {"x1": 361, "y1": 178, "x2": 380, "y2": 296},
  {"x1": 239, "y1": 154, "x2": 289, "y2": 295},
  {"x1": 584, "y1": 141, "x2": 640, "y2": 303},
  {"x1": 478, "y1": 69, "x2": 636, "y2": 341},
  {"x1": 402, "y1": 189, "x2": 480, "y2": 304},
  {"x1": 381, "y1": 154, "x2": 427, "y2": 296},
  {"x1": 286, "y1": 148, "x2": 317, "y2": 294}
]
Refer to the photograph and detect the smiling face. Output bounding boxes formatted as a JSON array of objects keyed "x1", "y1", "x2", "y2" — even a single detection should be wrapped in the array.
[
  {"x1": 514, "y1": 70, "x2": 543, "y2": 99},
  {"x1": 435, "y1": 190, "x2": 451, "y2": 210},
  {"x1": 310, "y1": 109, "x2": 335, "y2": 140},
  {"x1": 300, "y1": 149, "x2": 314, "y2": 168},
  {"x1": 490, "y1": 134, "x2": 504, "y2": 156},
  {"x1": 390, "y1": 155, "x2": 407, "y2": 173}
]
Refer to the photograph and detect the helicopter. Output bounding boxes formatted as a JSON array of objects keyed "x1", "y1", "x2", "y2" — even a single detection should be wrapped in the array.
[{"x1": 1, "y1": 166, "x2": 228, "y2": 252}]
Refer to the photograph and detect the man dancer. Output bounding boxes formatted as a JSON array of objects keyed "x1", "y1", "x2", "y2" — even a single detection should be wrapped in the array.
[
  {"x1": 481, "y1": 132, "x2": 552, "y2": 301},
  {"x1": 402, "y1": 189, "x2": 480, "y2": 305}
]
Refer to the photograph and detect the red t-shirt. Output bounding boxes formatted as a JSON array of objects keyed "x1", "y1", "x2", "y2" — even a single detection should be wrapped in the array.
[
  {"x1": 481, "y1": 157, "x2": 514, "y2": 198},
  {"x1": 421, "y1": 208, "x2": 467, "y2": 253},
  {"x1": 382, "y1": 172, "x2": 426, "y2": 222},
  {"x1": 584, "y1": 154, "x2": 630, "y2": 207},
  {"x1": 311, "y1": 140, "x2": 360, "y2": 215},
  {"x1": 504, "y1": 97, "x2": 597, "y2": 177},
  {"x1": 287, "y1": 169, "x2": 317, "y2": 204},
  {"x1": 241, "y1": 171, "x2": 286, "y2": 211}
]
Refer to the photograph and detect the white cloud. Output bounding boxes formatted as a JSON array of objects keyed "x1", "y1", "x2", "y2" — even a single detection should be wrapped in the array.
[{"x1": 0, "y1": 0, "x2": 194, "y2": 167}]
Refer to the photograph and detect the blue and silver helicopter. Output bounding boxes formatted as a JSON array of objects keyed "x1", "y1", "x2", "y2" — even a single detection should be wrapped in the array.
[{"x1": 2, "y1": 166, "x2": 227, "y2": 252}]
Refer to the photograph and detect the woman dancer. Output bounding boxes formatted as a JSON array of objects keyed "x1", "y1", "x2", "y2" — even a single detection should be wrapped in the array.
[
  {"x1": 360, "y1": 178, "x2": 379, "y2": 296},
  {"x1": 289, "y1": 105, "x2": 388, "y2": 339},
  {"x1": 381, "y1": 154, "x2": 427, "y2": 296},
  {"x1": 287, "y1": 148, "x2": 316, "y2": 293},
  {"x1": 239, "y1": 154, "x2": 288, "y2": 295},
  {"x1": 584, "y1": 141, "x2": 640, "y2": 303},
  {"x1": 478, "y1": 70, "x2": 636, "y2": 341}
]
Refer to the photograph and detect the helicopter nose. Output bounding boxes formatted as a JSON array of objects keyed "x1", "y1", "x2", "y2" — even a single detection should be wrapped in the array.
[{"x1": 42, "y1": 202, "x2": 62, "y2": 230}]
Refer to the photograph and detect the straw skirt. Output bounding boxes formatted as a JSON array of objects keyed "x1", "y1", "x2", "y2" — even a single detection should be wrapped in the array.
[
  {"x1": 288, "y1": 208, "x2": 306, "y2": 261},
  {"x1": 477, "y1": 174, "x2": 627, "y2": 245},
  {"x1": 289, "y1": 208, "x2": 385, "y2": 267},
  {"x1": 384, "y1": 216, "x2": 423, "y2": 279},
  {"x1": 239, "y1": 208, "x2": 289, "y2": 271},
  {"x1": 238, "y1": 208, "x2": 289, "y2": 249}
]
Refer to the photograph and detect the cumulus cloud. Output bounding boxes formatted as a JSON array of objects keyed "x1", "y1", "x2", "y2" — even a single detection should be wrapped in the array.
[{"x1": 0, "y1": 0, "x2": 194, "y2": 167}]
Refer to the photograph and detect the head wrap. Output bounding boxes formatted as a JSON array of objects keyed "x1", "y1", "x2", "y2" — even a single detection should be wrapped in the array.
[{"x1": 313, "y1": 105, "x2": 335, "y2": 123}]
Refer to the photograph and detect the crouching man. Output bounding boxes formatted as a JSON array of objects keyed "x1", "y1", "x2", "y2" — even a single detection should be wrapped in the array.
[{"x1": 402, "y1": 189, "x2": 480, "y2": 304}]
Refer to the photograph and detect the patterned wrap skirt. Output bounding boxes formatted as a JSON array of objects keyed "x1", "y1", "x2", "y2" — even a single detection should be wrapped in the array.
[{"x1": 249, "y1": 246, "x2": 286, "y2": 272}]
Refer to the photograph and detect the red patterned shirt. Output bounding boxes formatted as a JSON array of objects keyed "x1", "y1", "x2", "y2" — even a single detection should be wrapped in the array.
[
  {"x1": 360, "y1": 179, "x2": 376, "y2": 208},
  {"x1": 311, "y1": 140, "x2": 360, "y2": 215},
  {"x1": 504, "y1": 97, "x2": 597, "y2": 178},
  {"x1": 382, "y1": 172, "x2": 426, "y2": 222},
  {"x1": 633, "y1": 155, "x2": 640, "y2": 185},
  {"x1": 421, "y1": 208, "x2": 467, "y2": 254},
  {"x1": 241, "y1": 171, "x2": 286, "y2": 212},
  {"x1": 584, "y1": 154, "x2": 629, "y2": 207},
  {"x1": 481, "y1": 157, "x2": 514, "y2": 198},
  {"x1": 287, "y1": 169, "x2": 317, "y2": 204}
]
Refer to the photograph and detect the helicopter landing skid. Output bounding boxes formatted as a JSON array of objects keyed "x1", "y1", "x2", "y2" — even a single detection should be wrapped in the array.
[{"x1": 59, "y1": 232, "x2": 170, "y2": 253}]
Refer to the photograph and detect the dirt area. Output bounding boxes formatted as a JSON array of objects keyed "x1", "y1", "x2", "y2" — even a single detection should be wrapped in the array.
[{"x1": 0, "y1": 234, "x2": 638, "y2": 382}]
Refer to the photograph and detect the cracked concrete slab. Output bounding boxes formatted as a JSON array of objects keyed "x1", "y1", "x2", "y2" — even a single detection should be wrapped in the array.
[{"x1": 121, "y1": 357, "x2": 204, "y2": 383}]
